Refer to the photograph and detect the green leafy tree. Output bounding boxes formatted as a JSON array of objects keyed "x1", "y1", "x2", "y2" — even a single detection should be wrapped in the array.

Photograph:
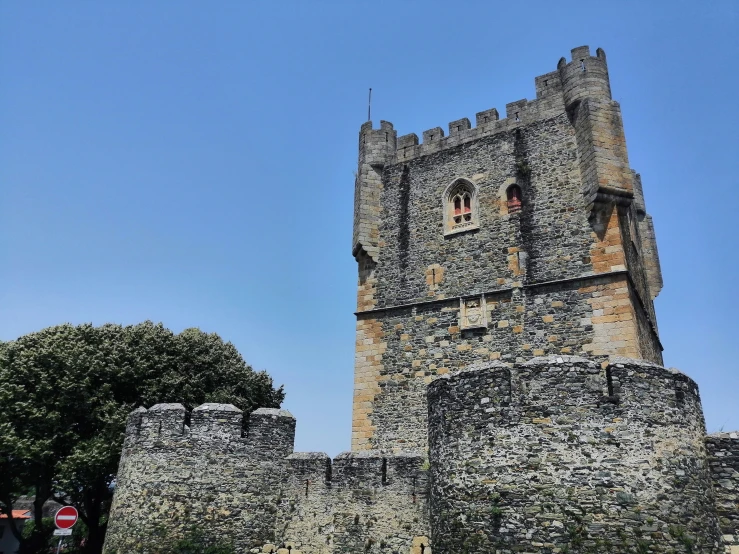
[
  {"x1": 0, "y1": 322, "x2": 284, "y2": 554},
  {"x1": 21, "y1": 517, "x2": 88, "y2": 554}
]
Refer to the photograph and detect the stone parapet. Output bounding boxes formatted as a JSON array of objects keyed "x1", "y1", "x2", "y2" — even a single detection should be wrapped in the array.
[
  {"x1": 105, "y1": 404, "x2": 296, "y2": 553},
  {"x1": 358, "y1": 46, "x2": 614, "y2": 166},
  {"x1": 279, "y1": 450, "x2": 429, "y2": 553},
  {"x1": 122, "y1": 402, "x2": 295, "y2": 456},
  {"x1": 106, "y1": 408, "x2": 429, "y2": 554}
]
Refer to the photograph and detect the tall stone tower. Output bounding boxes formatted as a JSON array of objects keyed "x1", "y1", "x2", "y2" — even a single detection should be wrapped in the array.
[{"x1": 351, "y1": 46, "x2": 663, "y2": 452}]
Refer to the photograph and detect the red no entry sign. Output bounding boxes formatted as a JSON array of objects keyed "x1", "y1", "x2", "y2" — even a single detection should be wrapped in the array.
[{"x1": 54, "y1": 506, "x2": 78, "y2": 530}]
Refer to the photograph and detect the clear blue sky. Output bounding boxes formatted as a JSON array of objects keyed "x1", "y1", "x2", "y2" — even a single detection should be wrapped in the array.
[{"x1": 1, "y1": 1, "x2": 737, "y2": 456}]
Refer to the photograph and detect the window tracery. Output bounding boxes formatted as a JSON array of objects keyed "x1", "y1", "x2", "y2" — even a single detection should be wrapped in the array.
[{"x1": 443, "y1": 178, "x2": 479, "y2": 236}]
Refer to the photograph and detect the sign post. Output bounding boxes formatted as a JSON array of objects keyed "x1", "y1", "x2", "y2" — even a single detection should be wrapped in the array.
[{"x1": 53, "y1": 506, "x2": 78, "y2": 554}]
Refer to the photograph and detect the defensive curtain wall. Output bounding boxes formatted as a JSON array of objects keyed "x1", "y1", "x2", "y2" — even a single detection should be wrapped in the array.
[
  {"x1": 104, "y1": 46, "x2": 738, "y2": 553},
  {"x1": 104, "y1": 404, "x2": 430, "y2": 554},
  {"x1": 105, "y1": 357, "x2": 739, "y2": 553},
  {"x1": 707, "y1": 433, "x2": 739, "y2": 553}
]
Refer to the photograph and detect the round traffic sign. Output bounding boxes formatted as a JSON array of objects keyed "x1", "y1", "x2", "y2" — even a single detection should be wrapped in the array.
[{"x1": 54, "y1": 506, "x2": 78, "y2": 530}]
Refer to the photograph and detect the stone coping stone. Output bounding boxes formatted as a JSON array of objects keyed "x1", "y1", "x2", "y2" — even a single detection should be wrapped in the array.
[
  {"x1": 148, "y1": 403, "x2": 186, "y2": 411},
  {"x1": 252, "y1": 407, "x2": 294, "y2": 418},
  {"x1": 287, "y1": 452, "x2": 330, "y2": 460},
  {"x1": 193, "y1": 403, "x2": 241, "y2": 412}
]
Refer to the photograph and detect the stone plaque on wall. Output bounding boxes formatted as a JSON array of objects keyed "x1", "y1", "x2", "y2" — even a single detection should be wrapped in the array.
[{"x1": 460, "y1": 296, "x2": 487, "y2": 330}]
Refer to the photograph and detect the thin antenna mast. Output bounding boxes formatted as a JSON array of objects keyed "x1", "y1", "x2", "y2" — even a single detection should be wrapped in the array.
[{"x1": 368, "y1": 88, "x2": 372, "y2": 122}]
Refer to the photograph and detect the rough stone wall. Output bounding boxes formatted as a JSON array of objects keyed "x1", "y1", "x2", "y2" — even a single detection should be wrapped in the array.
[
  {"x1": 353, "y1": 273, "x2": 663, "y2": 452},
  {"x1": 105, "y1": 404, "x2": 295, "y2": 553},
  {"x1": 106, "y1": 371, "x2": 734, "y2": 554},
  {"x1": 351, "y1": 46, "x2": 663, "y2": 451},
  {"x1": 706, "y1": 433, "x2": 739, "y2": 553},
  {"x1": 375, "y1": 113, "x2": 586, "y2": 307},
  {"x1": 278, "y1": 451, "x2": 429, "y2": 554},
  {"x1": 427, "y1": 356, "x2": 723, "y2": 553},
  {"x1": 104, "y1": 405, "x2": 429, "y2": 554},
  {"x1": 352, "y1": 315, "x2": 384, "y2": 450}
]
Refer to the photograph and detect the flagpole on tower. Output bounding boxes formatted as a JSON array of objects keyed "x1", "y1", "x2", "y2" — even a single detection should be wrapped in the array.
[{"x1": 368, "y1": 88, "x2": 372, "y2": 122}]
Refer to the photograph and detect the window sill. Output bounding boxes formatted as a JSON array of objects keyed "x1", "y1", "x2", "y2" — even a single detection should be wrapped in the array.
[
  {"x1": 460, "y1": 323, "x2": 488, "y2": 331},
  {"x1": 443, "y1": 222, "x2": 480, "y2": 237}
]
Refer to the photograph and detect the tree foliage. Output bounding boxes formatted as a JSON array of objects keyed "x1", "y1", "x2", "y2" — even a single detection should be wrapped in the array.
[
  {"x1": 21, "y1": 517, "x2": 88, "y2": 554},
  {"x1": 0, "y1": 322, "x2": 284, "y2": 554}
]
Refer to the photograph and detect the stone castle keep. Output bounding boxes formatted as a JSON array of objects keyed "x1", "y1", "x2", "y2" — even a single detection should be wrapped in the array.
[{"x1": 104, "y1": 47, "x2": 738, "y2": 553}]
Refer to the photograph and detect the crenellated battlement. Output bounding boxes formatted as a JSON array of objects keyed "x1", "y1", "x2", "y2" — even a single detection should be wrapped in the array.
[
  {"x1": 122, "y1": 403, "x2": 296, "y2": 457},
  {"x1": 331, "y1": 450, "x2": 425, "y2": 488},
  {"x1": 279, "y1": 449, "x2": 429, "y2": 553},
  {"x1": 109, "y1": 356, "x2": 730, "y2": 554},
  {"x1": 113, "y1": 406, "x2": 430, "y2": 554},
  {"x1": 121, "y1": 402, "x2": 426, "y2": 492},
  {"x1": 557, "y1": 45, "x2": 611, "y2": 108},
  {"x1": 191, "y1": 403, "x2": 243, "y2": 438},
  {"x1": 358, "y1": 120, "x2": 397, "y2": 167},
  {"x1": 131, "y1": 403, "x2": 187, "y2": 440},
  {"x1": 428, "y1": 356, "x2": 702, "y2": 425},
  {"x1": 358, "y1": 46, "x2": 613, "y2": 165}
]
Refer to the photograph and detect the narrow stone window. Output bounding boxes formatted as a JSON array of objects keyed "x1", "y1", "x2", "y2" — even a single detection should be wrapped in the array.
[
  {"x1": 606, "y1": 366, "x2": 615, "y2": 397},
  {"x1": 506, "y1": 185, "x2": 522, "y2": 213}
]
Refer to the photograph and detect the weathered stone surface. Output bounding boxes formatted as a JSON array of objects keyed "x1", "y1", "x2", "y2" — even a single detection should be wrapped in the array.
[
  {"x1": 104, "y1": 406, "x2": 429, "y2": 554},
  {"x1": 706, "y1": 432, "x2": 739, "y2": 553},
  {"x1": 106, "y1": 360, "x2": 735, "y2": 553},
  {"x1": 428, "y1": 356, "x2": 723, "y2": 553}
]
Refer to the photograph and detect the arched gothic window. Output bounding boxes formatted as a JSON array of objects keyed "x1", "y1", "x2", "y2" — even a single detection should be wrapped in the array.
[
  {"x1": 452, "y1": 190, "x2": 472, "y2": 224},
  {"x1": 443, "y1": 178, "x2": 479, "y2": 236},
  {"x1": 506, "y1": 184, "x2": 522, "y2": 213}
]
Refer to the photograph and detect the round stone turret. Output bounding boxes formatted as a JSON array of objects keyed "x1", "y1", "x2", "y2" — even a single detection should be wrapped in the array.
[
  {"x1": 427, "y1": 356, "x2": 722, "y2": 553},
  {"x1": 557, "y1": 45, "x2": 611, "y2": 109},
  {"x1": 359, "y1": 120, "x2": 397, "y2": 167}
]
